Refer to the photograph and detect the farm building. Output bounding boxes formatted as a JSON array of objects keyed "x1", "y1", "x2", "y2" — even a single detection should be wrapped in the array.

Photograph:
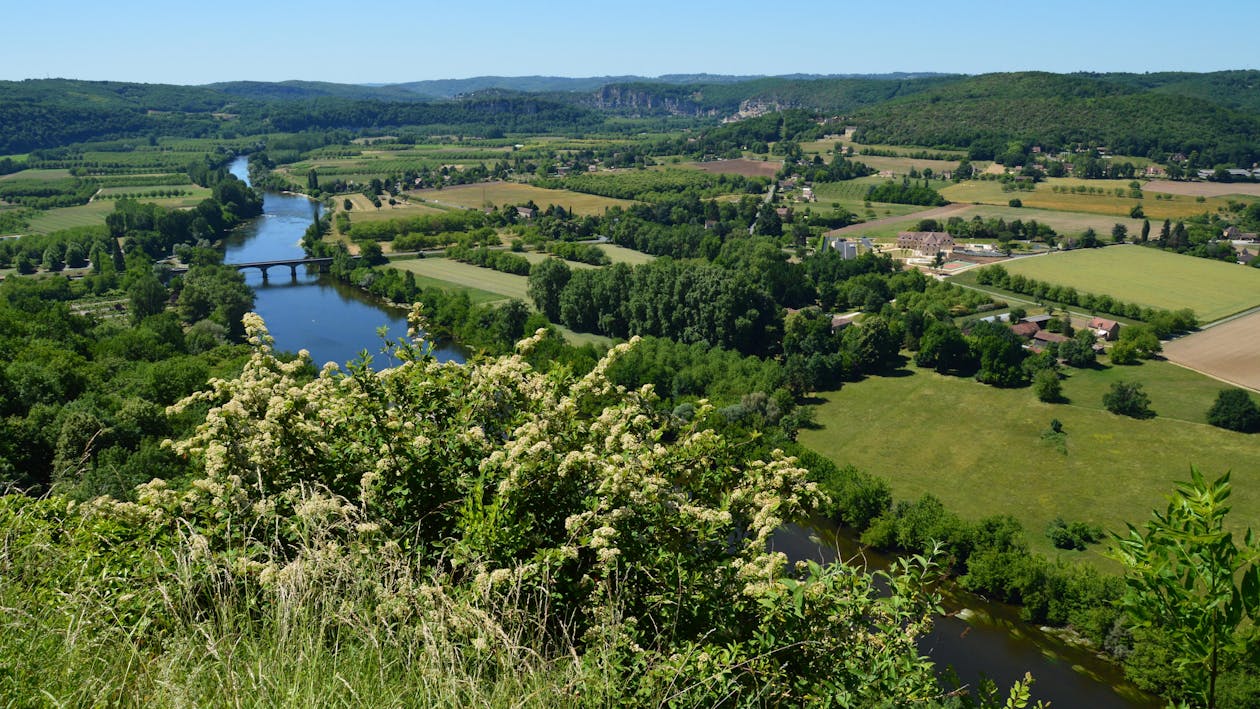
[
  {"x1": 896, "y1": 231, "x2": 955, "y2": 257},
  {"x1": 1010, "y1": 321, "x2": 1041, "y2": 339},
  {"x1": 1088, "y1": 317, "x2": 1121, "y2": 341}
]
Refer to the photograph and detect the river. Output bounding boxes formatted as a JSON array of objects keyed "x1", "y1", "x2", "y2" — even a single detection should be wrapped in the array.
[
  {"x1": 223, "y1": 155, "x2": 1150, "y2": 707},
  {"x1": 223, "y1": 157, "x2": 464, "y2": 367}
]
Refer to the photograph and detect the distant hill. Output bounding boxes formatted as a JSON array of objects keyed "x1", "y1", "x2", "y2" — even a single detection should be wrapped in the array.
[
  {"x1": 847, "y1": 72, "x2": 1260, "y2": 164},
  {"x1": 205, "y1": 80, "x2": 427, "y2": 102},
  {"x1": 387, "y1": 73, "x2": 956, "y2": 99},
  {"x1": 1086, "y1": 70, "x2": 1260, "y2": 115}
]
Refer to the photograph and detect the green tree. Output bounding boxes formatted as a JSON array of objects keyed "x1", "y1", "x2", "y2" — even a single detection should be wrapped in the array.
[
  {"x1": 127, "y1": 273, "x2": 168, "y2": 325},
  {"x1": 1111, "y1": 223, "x2": 1128, "y2": 244},
  {"x1": 526, "y1": 257, "x2": 571, "y2": 322},
  {"x1": 1205, "y1": 389, "x2": 1260, "y2": 433},
  {"x1": 1140, "y1": 219, "x2": 1151, "y2": 244},
  {"x1": 176, "y1": 264, "x2": 254, "y2": 340},
  {"x1": 1033, "y1": 368, "x2": 1062, "y2": 402},
  {"x1": 1103, "y1": 381, "x2": 1153, "y2": 418},
  {"x1": 1113, "y1": 469, "x2": 1260, "y2": 709}
]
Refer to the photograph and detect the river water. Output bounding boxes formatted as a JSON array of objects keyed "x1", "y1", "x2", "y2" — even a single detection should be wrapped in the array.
[
  {"x1": 224, "y1": 155, "x2": 1150, "y2": 707},
  {"x1": 223, "y1": 157, "x2": 464, "y2": 367}
]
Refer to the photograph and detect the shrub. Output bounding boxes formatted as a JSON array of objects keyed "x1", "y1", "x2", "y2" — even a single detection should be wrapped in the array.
[
  {"x1": 1206, "y1": 388, "x2": 1260, "y2": 433},
  {"x1": 1104, "y1": 381, "x2": 1154, "y2": 418}
]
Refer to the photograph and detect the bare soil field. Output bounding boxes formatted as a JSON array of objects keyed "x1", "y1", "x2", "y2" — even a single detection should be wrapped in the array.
[
  {"x1": 1144, "y1": 180, "x2": 1260, "y2": 198},
  {"x1": 690, "y1": 159, "x2": 781, "y2": 178},
  {"x1": 1163, "y1": 309, "x2": 1260, "y2": 392}
]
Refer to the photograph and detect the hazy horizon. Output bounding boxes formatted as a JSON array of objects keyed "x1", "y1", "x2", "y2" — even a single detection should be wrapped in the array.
[{"x1": 8, "y1": 0, "x2": 1258, "y2": 85}]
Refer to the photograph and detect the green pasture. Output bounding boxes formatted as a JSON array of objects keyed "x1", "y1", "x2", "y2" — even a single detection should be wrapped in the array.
[
  {"x1": 993, "y1": 246, "x2": 1260, "y2": 323},
  {"x1": 597, "y1": 244, "x2": 656, "y2": 266},
  {"x1": 25, "y1": 202, "x2": 116, "y2": 233},
  {"x1": 799, "y1": 362, "x2": 1260, "y2": 563},
  {"x1": 518, "y1": 251, "x2": 598, "y2": 270},
  {"x1": 389, "y1": 257, "x2": 530, "y2": 302},
  {"x1": 851, "y1": 155, "x2": 961, "y2": 175}
]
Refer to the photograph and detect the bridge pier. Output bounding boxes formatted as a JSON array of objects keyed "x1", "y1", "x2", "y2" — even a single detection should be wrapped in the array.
[{"x1": 290, "y1": 264, "x2": 299, "y2": 278}]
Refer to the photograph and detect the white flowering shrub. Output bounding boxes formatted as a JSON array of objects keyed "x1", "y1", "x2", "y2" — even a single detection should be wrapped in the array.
[{"x1": 0, "y1": 309, "x2": 967, "y2": 706}]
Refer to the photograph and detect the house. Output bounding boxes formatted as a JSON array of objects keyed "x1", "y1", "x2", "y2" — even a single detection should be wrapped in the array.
[
  {"x1": 896, "y1": 231, "x2": 955, "y2": 257},
  {"x1": 1088, "y1": 317, "x2": 1121, "y2": 341},
  {"x1": 1224, "y1": 226, "x2": 1243, "y2": 240},
  {"x1": 831, "y1": 313, "x2": 858, "y2": 331},
  {"x1": 1021, "y1": 314, "x2": 1054, "y2": 329},
  {"x1": 822, "y1": 235, "x2": 859, "y2": 260},
  {"x1": 515, "y1": 206, "x2": 536, "y2": 220},
  {"x1": 1010, "y1": 321, "x2": 1041, "y2": 339},
  {"x1": 801, "y1": 187, "x2": 815, "y2": 202},
  {"x1": 1031, "y1": 330, "x2": 1070, "y2": 352},
  {"x1": 1144, "y1": 165, "x2": 1168, "y2": 178}
]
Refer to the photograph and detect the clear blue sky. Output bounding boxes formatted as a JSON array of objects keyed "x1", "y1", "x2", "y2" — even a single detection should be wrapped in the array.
[{"x1": 6, "y1": 0, "x2": 1258, "y2": 84}]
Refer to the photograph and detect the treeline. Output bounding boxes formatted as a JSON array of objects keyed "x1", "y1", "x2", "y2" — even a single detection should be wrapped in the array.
[
  {"x1": 865, "y1": 178, "x2": 948, "y2": 206},
  {"x1": 528, "y1": 258, "x2": 781, "y2": 357},
  {"x1": 974, "y1": 264, "x2": 1197, "y2": 335},
  {"x1": 444, "y1": 245, "x2": 531, "y2": 275},
  {"x1": 783, "y1": 154, "x2": 874, "y2": 183},
  {"x1": 535, "y1": 168, "x2": 768, "y2": 202},
  {"x1": 0, "y1": 177, "x2": 99, "y2": 209},
  {"x1": 542, "y1": 240, "x2": 608, "y2": 265},
  {"x1": 342, "y1": 210, "x2": 488, "y2": 243}
]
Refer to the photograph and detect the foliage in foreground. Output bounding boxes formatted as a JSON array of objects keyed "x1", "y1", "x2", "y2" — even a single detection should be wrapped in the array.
[{"x1": 0, "y1": 311, "x2": 1038, "y2": 707}]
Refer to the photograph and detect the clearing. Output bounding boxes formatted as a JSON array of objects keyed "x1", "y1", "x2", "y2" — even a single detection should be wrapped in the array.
[
  {"x1": 1163, "y1": 309, "x2": 1260, "y2": 391},
  {"x1": 798, "y1": 362, "x2": 1260, "y2": 563},
  {"x1": 407, "y1": 182, "x2": 635, "y2": 215},
  {"x1": 991, "y1": 245, "x2": 1260, "y2": 323}
]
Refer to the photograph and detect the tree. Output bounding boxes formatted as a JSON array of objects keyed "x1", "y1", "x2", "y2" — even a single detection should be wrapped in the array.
[
  {"x1": 176, "y1": 264, "x2": 254, "y2": 340},
  {"x1": 1205, "y1": 389, "x2": 1260, "y2": 433},
  {"x1": 1033, "y1": 368, "x2": 1062, "y2": 402},
  {"x1": 1079, "y1": 228, "x2": 1100, "y2": 248},
  {"x1": 1118, "y1": 325, "x2": 1162, "y2": 359},
  {"x1": 1158, "y1": 219, "x2": 1171, "y2": 248},
  {"x1": 127, "y1": 273, "x2": 168, "y2": 325},
  {"x1": 1059, "y1": 330, "x2": 1097, "y2": 368},
  {"x1": 1113, "y1": 469, "x2": 1260, "y2": 709},
  {"x1": 526, "y1": 257, "x2": 571, "y2": 322},
  {"x1": 1103, "y1": 381, "x2": 1153, "y2": 418},
  {"x1": 1140, "y1": 219, "x2": 1151, "y2": 244},
  {"x1": 1111, "y1": 223, "x2": 1128, "y2": 244}
]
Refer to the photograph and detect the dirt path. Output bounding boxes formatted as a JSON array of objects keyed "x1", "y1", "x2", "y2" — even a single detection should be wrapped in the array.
[{"x1": 826, "y1": 203, "x2": 971, "y2": 235}]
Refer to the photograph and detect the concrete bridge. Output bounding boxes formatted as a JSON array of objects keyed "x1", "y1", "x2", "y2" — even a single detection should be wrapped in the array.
[{"x1": 228, "y1": 256, "x2": 355, "y2": 281}]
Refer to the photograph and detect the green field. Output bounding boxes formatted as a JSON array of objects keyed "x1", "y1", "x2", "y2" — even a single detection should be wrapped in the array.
[
  {"x1": 25, "y1": 201, "x2": 116, "y2": 233},
  {"x1": 597, "y1": 244, "x2": 656, "y2": 266},
  {"x1": 389, "y1": 257, "x2": 530, "y2": 302},
  {"x1": 409, "y1": 182, "x2": 635, "y2": 215},
  {"x1": 810, "y1": 177, "x2": 931, "y2": 219},
  {"x1": 518, "y1": 251, "x2": 598, "y2": 270},
  {"x1": 989, "y1": 246, "x2": 1260, "y2": 322},
  {"x1": 799, "y1": 362, "x2": 1260, "y2": 563},
  {"x1": 0, "y1": 168, "x2": 72, "y2": 182},
  {"x1": 941, "y1": 177, "x2": 1239, "y2": 221}
]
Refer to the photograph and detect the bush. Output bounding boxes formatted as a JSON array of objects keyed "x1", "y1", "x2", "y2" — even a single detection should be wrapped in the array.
[
  {"x1": 1033, "y1": 368, "x2": 1062, "y2": 402},
  {"x1": 1045, "y1": 517, "x2": 1104, "y2": 550},
  {"x1": 1103, "y1": 381, "x2": 1154, "y2": 418},
  {"x1": 1206, "y1": 388, "x2": 1260, "y2": 433}
]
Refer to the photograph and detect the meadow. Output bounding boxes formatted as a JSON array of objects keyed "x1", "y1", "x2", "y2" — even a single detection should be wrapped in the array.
[
  {"x1": 388, "y1": 257, "x2": 530, "y2": 302},
  {"x1": 798, "y1": 361, "x2": 1260, "y2": 563},
  {"x1": 408, "y1": 182, "x2": 635, "y2": 215},
  {"x1": 993, "y1": 245, "x2": 1260, "y2": 322},
  {"x1": 941, "y1": 177, "x2": 1239, "y2": 221}
]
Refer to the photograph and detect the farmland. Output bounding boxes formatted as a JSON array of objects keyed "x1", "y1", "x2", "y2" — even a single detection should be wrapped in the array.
[
  {"x1": 687, "y1": 158, "x2": 781, "y2": 177},
  {"x1": 987, "y1": 245, "x2": 1260, "y2": 322},
  {"x1": 799, "y1": 362, "x2": 1260, "y2": 562},
  {"x1": 1163, "y1": 309, "x2": 1260, "y2": 391},
  {"x1": 941, "y1": 177, "x2": 1238, "y2": 220},
  {"x1": 408, "y1": 182, "x2": 635, "y2": 215},
  {"x1": 1144, "y1": 179, "x2": 1260, "y2": 198}
]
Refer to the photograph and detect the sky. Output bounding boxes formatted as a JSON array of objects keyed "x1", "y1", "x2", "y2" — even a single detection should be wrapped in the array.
[{"x1": 4, "y1": 0, "x2": 1258, "y2": 85}]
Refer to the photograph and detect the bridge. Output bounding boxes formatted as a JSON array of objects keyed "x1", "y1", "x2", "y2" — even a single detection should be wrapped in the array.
[{"x1": 228, "y1": 256, "x2": 358, "y2": 281}]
